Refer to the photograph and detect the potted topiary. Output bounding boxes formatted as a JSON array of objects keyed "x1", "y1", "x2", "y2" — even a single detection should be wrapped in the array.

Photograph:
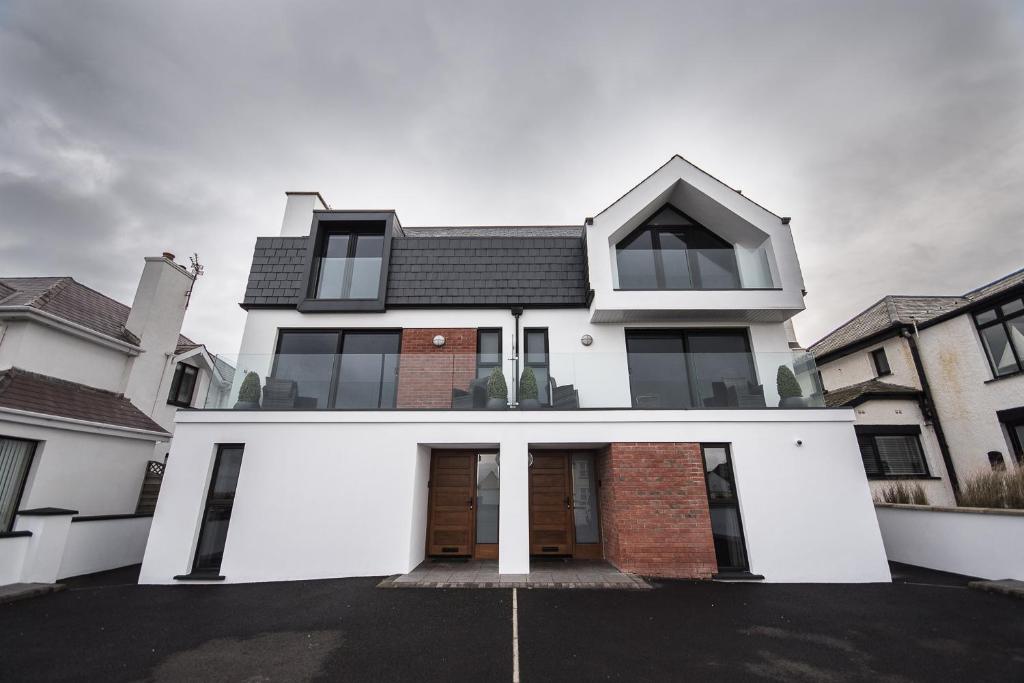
[
  {"x1": 776, "y1": 365, "x2": 806, "y2": 408},
  {"x1": 233, "y1": 371, "x2": 262, "y2": 410},
  {"x1": 486, "y1": 366, "x2": 508, "y2": 410},
  {"x1": 518, "y1": 366, "x2": 541, "y2": 410}
]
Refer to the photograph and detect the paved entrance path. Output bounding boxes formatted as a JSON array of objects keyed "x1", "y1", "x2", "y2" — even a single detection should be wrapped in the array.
[
  {"x1": 382, "y1": 559, "x2": 650, "y2": 589},
  {"x1": 1, "y1": 563, "x2": 1022, "y2": 682}
]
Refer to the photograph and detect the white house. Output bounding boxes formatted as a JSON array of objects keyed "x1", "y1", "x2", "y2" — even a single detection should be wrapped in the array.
[
  {"x1": 810, "y1": 268, "x2": 1024, "y2": 506},
  {"x1": 0, "y1": 255, "x2": 231, "y2": 584},
  {"x1": 141, "y1": 156, "x2": 892, "y2": 585}
]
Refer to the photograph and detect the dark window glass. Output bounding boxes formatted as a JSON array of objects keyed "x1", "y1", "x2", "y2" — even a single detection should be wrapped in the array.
[
  {"x1": 626, "y1": 330, "x2": 759, "y2": 409},
  {"x1": 615, "y1": 204, "x2": 739, "y2": 290},
  {"x1": 524, "y1": 329, "x2": 550, "y2": 404},
  {"x1": 871, "y1": 348, "x2": 891, "y2": 377},
  {"x1": 0, "y1": 436, "x2": 36, "y2": 532},
  {"x1": 571, "y1": 453, "x2": 600, "y2": 544},
  {"x1": 193, "y1": 445, "x2": 244, "y2": 574},
  {"x1": 274, "y1": 331, "x2": 341, "y2": 409},
  {"x1": 314, "y1": 226, "x2": 385, "y2": 300},
  {"x1": 701, "y1": 444, "x2": 748, "y2": 571},
  {"x1": 335, "y1": 332, "x2": 401, "y2": 409},
  {"x1": 168, "y1": 363, "x2": 199, "y2": 407},
  {"x1": 477, "y1": 329, "x2": 502, "y2": 380},
  {"x1": 973, "y1": 298, "x2": 1024, "y2": 377},
  {"x1": 475, "y1": 453, "x2": 500, "y2": 544},
  {"x1": 856, "y1": 431, "x2": 928, "y2": 478}
]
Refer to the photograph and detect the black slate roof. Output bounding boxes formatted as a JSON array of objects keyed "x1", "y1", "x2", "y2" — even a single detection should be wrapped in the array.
[{"x1": 241, "y1": 231, "x2": 590, "y2": 308}]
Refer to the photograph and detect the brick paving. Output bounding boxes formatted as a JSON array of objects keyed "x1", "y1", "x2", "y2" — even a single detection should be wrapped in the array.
[{"x1": 380, "y1": 559, "x2": 651, "y2": 589}]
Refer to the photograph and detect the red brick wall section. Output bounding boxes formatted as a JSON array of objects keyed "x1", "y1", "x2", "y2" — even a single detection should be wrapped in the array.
[
  {"x1": 395, "y1": 329, "x2": 477, "y2": 409},
  {"x1": 597, "y1": 443, "x2": 718, "y2": 579}
]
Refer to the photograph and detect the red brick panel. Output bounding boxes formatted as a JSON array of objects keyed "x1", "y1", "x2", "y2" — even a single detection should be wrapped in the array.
[
  {"x1": 395, "y1": 329, "x2": 477, "y2": 409},
  {"x1": 597, "y1": 442, "x2": 717, "y2": 579}
]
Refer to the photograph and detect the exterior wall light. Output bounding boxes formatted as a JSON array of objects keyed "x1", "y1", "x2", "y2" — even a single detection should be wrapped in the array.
[
  {"x1": 581, "y1": 334, "x2": 593, "y2": 347},
  {"x1": 432, "y1": 335, "x2": 446, "y2": 347}
]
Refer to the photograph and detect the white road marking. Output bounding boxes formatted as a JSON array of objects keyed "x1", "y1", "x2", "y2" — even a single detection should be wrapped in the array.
[{"x1": 512, "y1": 587, "x2": 520, "y2": 683}]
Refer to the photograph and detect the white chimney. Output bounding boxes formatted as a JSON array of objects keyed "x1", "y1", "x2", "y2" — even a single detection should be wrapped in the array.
[
  {"x1": 122, "y1": 255, "x2": 195, "y2": 413},
  {"x1": 280, "y1": 191, "x2": 329, "y2": 237}
]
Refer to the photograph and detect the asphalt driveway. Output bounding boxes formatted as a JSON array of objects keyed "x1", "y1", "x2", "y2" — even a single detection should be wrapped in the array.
[{"x1": 1, "y1": 564, "x2": 1021, "y2": 682}]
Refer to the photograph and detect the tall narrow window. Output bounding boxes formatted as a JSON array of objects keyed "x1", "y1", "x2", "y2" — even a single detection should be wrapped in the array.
[
  {"x1": 475, "y1": 453, "x2": 500, "y2": 545},
  {"x1": 192, "y1": 445, "x2": 245, "y2": 575},
  {"x1": 701, "y1": 444, "x2": 748, "y2": 572},
  {"x1": 974, "y1": 296, "x2": 1024, "y2": 377},
  {"x1": 0, "y1": 437, "x2": 36, "y2": 532},
  {"x1": 615, "y1": 205, "x2": 740, "y2": 290},
  {"x1": 524, "y1": 328, "x2": 550, "y2": 404},
  {"x1": 476, "y1": 329, "x2": 502, "y2": 380},
  {"x1": 167, "y1": 363, "x2": 199, "y2": 407},
  {"x1": 870, "y1": 348, "x2": 891, "y2": 377},
  {"x1": 314, "y1": 226, "x2": 385, "y2": 300},
  {"x1": 855, "y1": 426, "x2": 929, "y2": 478},
  {"x1": 571, "y1": 453, "x2": 600, "y2": 545}
]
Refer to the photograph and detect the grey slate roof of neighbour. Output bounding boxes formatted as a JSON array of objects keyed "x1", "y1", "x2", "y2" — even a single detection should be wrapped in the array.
[
  {"x1": 810, "y1": 267, "x2": 1024, "y2": 360},
  {"x1": 823, "y1": 379, "x2": 921, "y2": 408},
  {"x1": 0, "y1": 367, "x2": 169, "y2": 434},
  {"x1": 0, "y1": 276, "x2": 196, "y2": 349},
  {"x1": 242, "y1": 229, "x2": 590, "y2": 308}
]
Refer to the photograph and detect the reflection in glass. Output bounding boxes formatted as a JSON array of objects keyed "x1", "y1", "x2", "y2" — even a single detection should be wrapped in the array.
[
  {"x1": 194, "y1": 446, "x2": 244, "y2": 573},
  {"x1": 315, "y1": 230, "x2": 384, "y2": 300},
  {"x1": 335, "y1": 332, "x2": 401, "y2": 409},
  {"x1": 571, "y1": 454, "x2": 600, "y2": 544},
  {"x1": 476, "y1": 453, "x2": 500, "y2": 544},
  {"x1": 274, "y1": 331, "x2": 339, "y2": 409}
]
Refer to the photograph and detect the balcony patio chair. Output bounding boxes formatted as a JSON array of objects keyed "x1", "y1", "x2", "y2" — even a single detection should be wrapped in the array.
[
  {"x1": 548, "y1": 376, "x2": 579, "y2": 410},
  {"x1": 262, "y1": 377, "x2": 299, "y2": 410},
  {"x1": 451, "y1": 377, "x2": 489, "y2": 409}
]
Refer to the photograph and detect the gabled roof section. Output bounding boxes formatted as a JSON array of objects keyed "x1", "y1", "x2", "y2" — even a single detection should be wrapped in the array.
[
  {"x1": 0, "y1": 367, "x2": 169, "y2": 434},
  {"x1": 810, "y1": 266, "x2": 1024, "y2": 361},
  {"x1": 823, "y1": 379, "x2": 921, "y2": 408},
  {"x1": 0, "y1": 276, "x2": 196, "y2": 349}
]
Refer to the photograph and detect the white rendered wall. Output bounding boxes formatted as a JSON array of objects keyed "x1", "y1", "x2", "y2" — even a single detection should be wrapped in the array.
[
  {"x1": 1, "y1": 417, "x2": 163, "y2": 516},
  {"x1": 852, "y1": 399, "x2": 956, "y2": 507},
  {"x1": 0, "y1": 536, "x2": 30, "y2": 584},
  {"x1": 140, "y1": 409, "x2": 891, "y2": 584},
  {"x1": 818, "y1": 336, "x2": 919, "y2": 393},
  {"x1": 57, "y1": 516, "x2": 153, "y2": 579},
  {"x1": 876, "y1": 505, "x2": 1024, "y2": 580},
  {"x1": 0, "y1": 321, "x2": 132, "y2": 392},
  {"x1": 917, "y1": 316, "x2": 1024, "y2": 477}
]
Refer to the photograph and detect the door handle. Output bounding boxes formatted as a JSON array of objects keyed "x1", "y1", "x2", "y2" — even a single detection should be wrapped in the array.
[
  {"x1": 468, "y1": 497, "x2": 474, "y2": 510},
  {"x1": 565, "y1": 496, "x2": 571, "y2": 509}
]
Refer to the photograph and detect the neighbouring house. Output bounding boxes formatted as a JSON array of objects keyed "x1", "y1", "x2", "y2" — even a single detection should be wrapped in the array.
[
  {"x1": 0, "y1": 254, "x2": 232, "y2": 584},
  {"x1": 809, "y1": 267, "x2": 1024, "y2": 506},
  {"x1": 140, "y1": 155, "x2": 892, "y2": 585}
]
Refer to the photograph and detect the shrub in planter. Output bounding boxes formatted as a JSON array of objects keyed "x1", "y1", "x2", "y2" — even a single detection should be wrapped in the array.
[
  {"x1": 519, "y1": 367, "x2": 540, "y2": 409},
  {"x1": 233, "y1": 371, "x2": 262, "y2": 410},
  {"x1": 486, "y1": 366, "x2": 508, "y2": 410},
  {"x1": 958, "y1": 467, "x2": 1024, "y2": 509},
  {"x1": 875, "y1": 481, "x2": 929, "y2": 505},
  {"x1": 776, "y1": 365, "x2": 805, "y2": 408}
]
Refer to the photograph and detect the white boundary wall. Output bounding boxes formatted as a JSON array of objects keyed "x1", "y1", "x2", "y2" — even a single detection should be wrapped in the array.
[
  {"x1": 58, "y1": 516, "x2": 153, "y2": 580},
  {"x1": 140, "y1": 409, "x2": 892, "y2": 585},
  {"x1": 875, "y1": 504, "x2": 1024, "y2": 580}
]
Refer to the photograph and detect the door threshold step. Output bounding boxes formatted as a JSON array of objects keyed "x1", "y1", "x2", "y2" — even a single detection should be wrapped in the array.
[{"x1": 712, "y1": 572, "x2": 765, "y2": 582}]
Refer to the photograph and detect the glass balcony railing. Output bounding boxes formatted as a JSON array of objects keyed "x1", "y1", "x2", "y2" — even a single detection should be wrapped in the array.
[
  {"x1": 614, "y1": 245, "x2": 774, "y2": 290},
  {"x1": 201, "y1": 351, "x2": 825, "y2": 411},
  {"x1": 314, "y1": 257, "x2": 383, "y2": 299}
]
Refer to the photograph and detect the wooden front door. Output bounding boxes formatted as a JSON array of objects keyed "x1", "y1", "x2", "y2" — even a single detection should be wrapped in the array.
[
  {"x1": 426, "y1": 451, "x2": 476, "y2": 557},
  {"x1": 529, "y1": 452, "x2": 573, "y2": 555}
]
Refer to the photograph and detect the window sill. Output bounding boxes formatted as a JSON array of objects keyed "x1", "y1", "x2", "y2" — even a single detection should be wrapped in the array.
[
  {"x1": 984, "y1": 370, "x2": 1023, "y2": 384},
  {"x1": 867, "y1": 475, "x2": 942, "y2": 481},
  {"x1": 712, "y1": 571, "x2": 764, "y2": 581},
  {"x1": 173, "y1": 572, "x2": 225, "y2": 582},
  {"x1": 167, "y1": 400, "x2": 192, "y2": 408},
  {"x1": 297, "y1": 298, "x2": 385, "y2": 313}
]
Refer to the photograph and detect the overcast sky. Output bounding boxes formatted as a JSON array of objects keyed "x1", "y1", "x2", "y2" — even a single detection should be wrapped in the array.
[{"x1": 1, "y1": 1, "x2": 1021, "y2": 353}]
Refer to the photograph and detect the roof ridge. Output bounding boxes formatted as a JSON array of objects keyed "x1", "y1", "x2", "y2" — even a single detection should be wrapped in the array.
[
  {"x1": 963, "y1": 265, "x2": 1024, "y2": 299},
  {"x1": 25, "y1": 277, "x2": 73, "y2": 309},
  {"x1": 5, "y1": 367, "x2": 129, "y2": 399},
  {"x1": 809, "y1": 297, "x2": 890, "y2": 349}
]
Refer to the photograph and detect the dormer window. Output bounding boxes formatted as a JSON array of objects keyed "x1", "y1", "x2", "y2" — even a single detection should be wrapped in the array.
[
  {"x1": 314, "y1": 225, "x2": 385, "y2": 300},
  {"x1": 615, "y1": 205, "x2": 740, "y2": 290}
]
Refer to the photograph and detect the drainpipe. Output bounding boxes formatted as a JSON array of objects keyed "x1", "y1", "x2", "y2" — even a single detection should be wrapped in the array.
[
  {"x1": 511, "y1": 307, "x2": 523, "y2": 408},
  {"x1": 901, "y1": 326, "x2": 961, "y2": 502}
]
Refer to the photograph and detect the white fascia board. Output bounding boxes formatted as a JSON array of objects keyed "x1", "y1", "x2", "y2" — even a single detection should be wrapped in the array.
[
  {"x1": 0, "y1": 307, "x2": 142, "y2": 355},
  {"x1": 0, "y1": 406, "x2": 171, "y2": 441},
  {"x1": 177, "y1": 408, "x2": 856, "y2": 426},
  {"x1": 172, "y1": 345, "x2": 232, "y2": 385}
]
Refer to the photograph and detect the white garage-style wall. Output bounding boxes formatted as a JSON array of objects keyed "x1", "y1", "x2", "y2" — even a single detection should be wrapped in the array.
[{"x1": 140, "y1": 408, "x2": 891, "y2": 585}]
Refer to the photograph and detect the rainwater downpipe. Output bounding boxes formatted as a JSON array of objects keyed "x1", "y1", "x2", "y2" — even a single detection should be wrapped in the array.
[{"x1": 511, "y1": 306, "x2": 523, "y2": 408}]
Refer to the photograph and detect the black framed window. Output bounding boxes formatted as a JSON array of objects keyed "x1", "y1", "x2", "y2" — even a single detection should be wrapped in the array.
[
  {"x1": 625, "y1": 329, "x2": 761, "y2": 409},
  {"x1": 701, "y1": 444, "x2": 748, "y2": 572},
  {"x1": 313, "y1": 225, "x2": 385, "y2": 300},
  {"x1": 167, "y1": 363, "x2": 199, "y2": 407},
  {"x1": 615, "y1": 204, "x2": 740, "y2": 290},
  {"x1": 973, "y1": 295, "x2": 1024, "y2": 378},
  {"x1": 272, "y1": 329, "x2": 401, "y2": 409},
  {"x1": 870, "y1": 348, "x2": 891, "y2": 377},
  {"x1": 192, "y1": 444, "x2": 244, "y2": 575},
  {"x1": 476, "y1": 329, "x2": 502, "y2": 380},
  {"x1": 0, "y1": 436, "x2": 36, "y2": 532},
  {"x1": 997, "y1": 406, "x2": 1024, "y2": 465},
  {"x1": 855, "y1": 426, "x2": 929, "y2": 478},
  {"x1": 524, "y1": 328, "x2": 550, "y2": 404}
]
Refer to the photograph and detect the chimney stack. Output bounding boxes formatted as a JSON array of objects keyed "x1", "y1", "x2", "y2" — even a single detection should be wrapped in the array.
[{"x1": 280, "y1": 191, "x2": 329, "y2": 237}]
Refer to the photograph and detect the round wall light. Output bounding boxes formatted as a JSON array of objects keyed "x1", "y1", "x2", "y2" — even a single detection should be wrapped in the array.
[
  {"x1": 581, "y1": 334, "x2": 593, "y2": 347},
  {"x1": 432, "y1": 335, "x2": 446, "y2": 347}
]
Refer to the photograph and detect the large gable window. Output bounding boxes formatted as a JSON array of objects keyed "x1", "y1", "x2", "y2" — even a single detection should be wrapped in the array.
[
  {"x1": 615, "y1": 205, "x2": 740, "y2": 290},
  {"x1": 313, "y1": 224, "x2": 385, "y2": 300},
  {"x1": 974, "y1": 295, "x2": 1024, "y2": 378}
]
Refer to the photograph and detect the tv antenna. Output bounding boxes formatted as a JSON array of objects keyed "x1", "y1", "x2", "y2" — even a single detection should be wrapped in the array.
[{"x1": 185, "y1": 253, "x2": 204, "y2": 308}]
